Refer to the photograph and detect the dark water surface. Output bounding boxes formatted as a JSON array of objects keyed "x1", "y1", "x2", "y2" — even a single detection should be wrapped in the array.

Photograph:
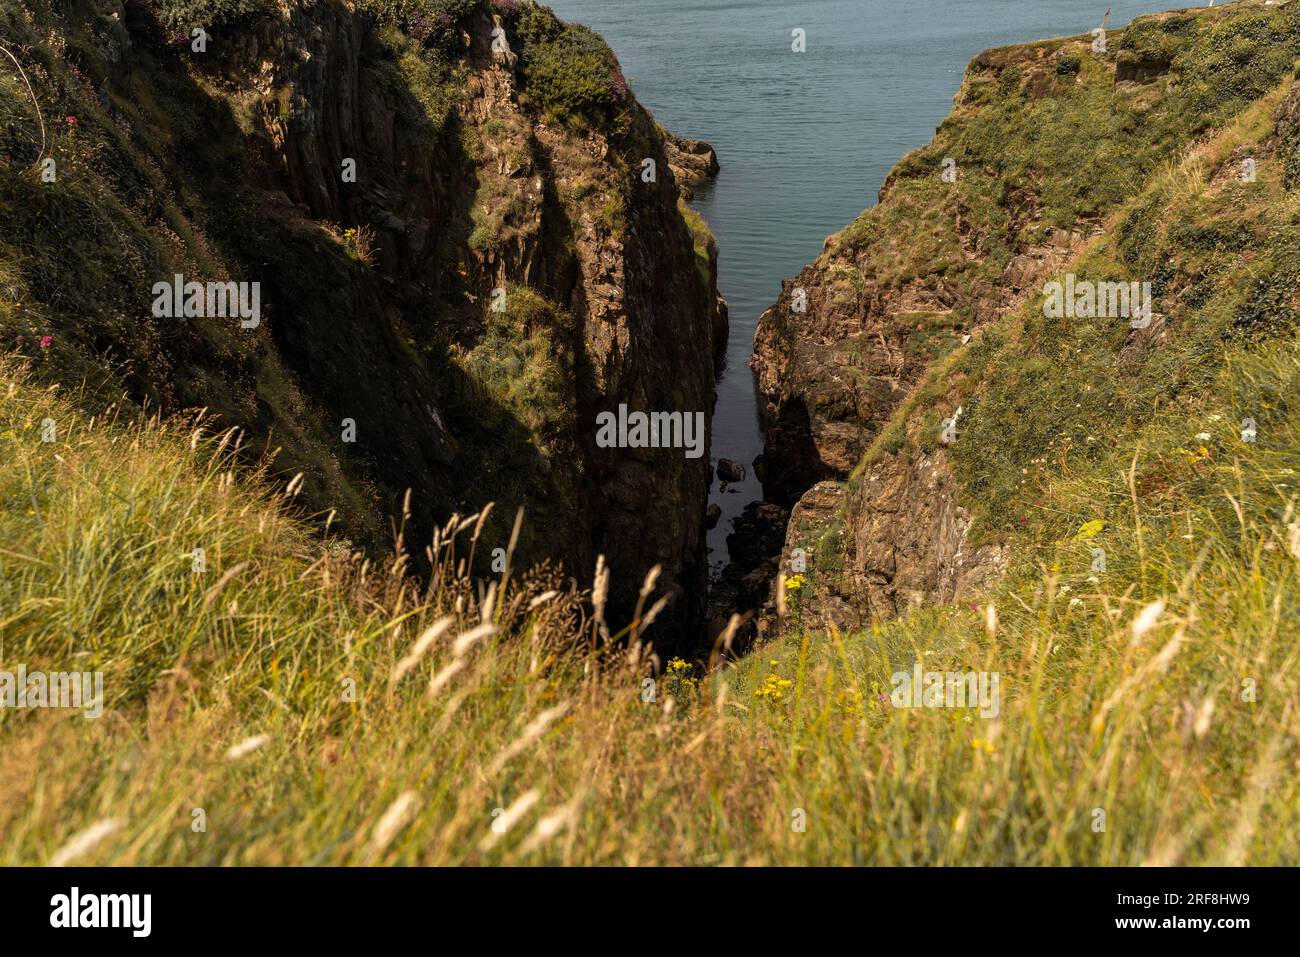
[{"x1": 547, "y1": 0, "x2": 1186, "y2": 576}]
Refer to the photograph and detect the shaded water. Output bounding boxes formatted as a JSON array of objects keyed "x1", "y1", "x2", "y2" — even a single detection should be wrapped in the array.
[{"x1": 547, "y1": 0, "x2": 1186, "y2": 577}]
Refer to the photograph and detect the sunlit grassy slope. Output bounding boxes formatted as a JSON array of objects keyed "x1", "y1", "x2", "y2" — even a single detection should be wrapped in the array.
[{"x1": 1, "y1": 326, "x2": 1296, "y2": 864}]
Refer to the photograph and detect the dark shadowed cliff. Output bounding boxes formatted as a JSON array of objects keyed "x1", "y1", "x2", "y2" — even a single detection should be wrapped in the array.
[{"x1": 0, "y1": 0, "x2": 724, "y2": 646}]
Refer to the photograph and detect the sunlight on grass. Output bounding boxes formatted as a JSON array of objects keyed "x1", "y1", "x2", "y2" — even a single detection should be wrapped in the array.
[{"x1": 1, "y1": 340, "x2": 1296, "y2": 864}]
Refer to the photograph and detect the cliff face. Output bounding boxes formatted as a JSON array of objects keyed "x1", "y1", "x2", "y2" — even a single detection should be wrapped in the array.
[
  {"x1": 752, "y1": 0, "x2": 1300, "y2": 633},
  {"x1": 1, "y1": 0, "x2": 722, "y2": 643}
]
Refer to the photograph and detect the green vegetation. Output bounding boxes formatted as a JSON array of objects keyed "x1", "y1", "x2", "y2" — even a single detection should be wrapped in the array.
[
  {"x1": 944, "y1": 75, "x2": 1299, "y2": 540},
  {"x1": 758, "y1": 341, "x2": 1300, "y2": 863},
  {"x1": 829, "y1": 0, "x2": 1300, "y2": 342},
  {"x1": 954, "y1": 5, "x2": 1300, "y2": 228},
  {"x1": 678, "y1": 201, "x2": 715, "y2": 289},
  {"x1": 386, "y1": 28, "x2": 466, "y2": 136},
  {"x1": 0, "y1": 0, "x2": 395, "y2": 544},
  {"x1": 156, "y1": 0, "x2": 275, "y2": 30},
  {"x1": 0, "y1": 0, "x2": 706, "y2": 583},
  {"x1": 432, "y1": 282, "x2": 583, "y2": 583},
  {"x1": 513, "y1": 2, "x2": 627, "y2": 127},
  {"x1": 466, "y1": 166, "x2": 531, "y2": 252},
  {"x1": 356, "y1": 0, "x2": 484, "y2": 35},
  {"x1": 3, "y1": 335, "x2": 1297, "y2": 863},
  {"x1": 598, "y1": 191, "x2": 626, "y2": 232},
  {"x1": 355, "y1": 1, "x2": 632, "y2": 131},
  {"x1": 452, "y1": 286, "x2": 575, "y2": 443}
]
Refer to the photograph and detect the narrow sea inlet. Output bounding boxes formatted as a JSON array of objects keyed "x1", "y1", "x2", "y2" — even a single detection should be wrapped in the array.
[{"x1": 548, "y1": 0, "x2": 1188, "y2": 577}]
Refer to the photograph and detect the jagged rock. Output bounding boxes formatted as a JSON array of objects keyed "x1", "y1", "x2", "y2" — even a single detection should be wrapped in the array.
[
  {"x1": 717, "y1": 458, "x2": 745, "y2": 483},
  {"x1": 663, "y1": 132, "x2": 720, "y2": 186},
  {"x1": 846, "y1": 458, "x2": 1006, "y2": 620},
  {"x1": 660, "y1": 132, "x2": 728, "y2": 372},
  {"x1": 725, "y1": 501, "x2": 789, "y2": 572}
]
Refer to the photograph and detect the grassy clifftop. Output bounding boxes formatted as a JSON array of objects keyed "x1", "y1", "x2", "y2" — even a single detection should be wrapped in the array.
[{"x1": 754, "y1": 0, "x2": 1300, "y2": 502}]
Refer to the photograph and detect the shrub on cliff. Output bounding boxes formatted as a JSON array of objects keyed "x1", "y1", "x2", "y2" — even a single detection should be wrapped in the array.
[
  {"x1": 513, "y1": 3, "x2": 627, "y2": 127},
  {"x1": 154, "y1": 0, "x2": 275, "y2": 29},
  {"x1": 358, "y1": 0, "x2": 483, "y2": 45},
  {"x1": 1054, "y1": 52, "x2": 1080, "y2": 76}
]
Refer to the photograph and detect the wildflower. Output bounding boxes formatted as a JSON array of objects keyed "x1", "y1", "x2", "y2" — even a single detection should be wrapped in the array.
[
  {"x1": 754, "y1": 671, "x2": 793, "y2": 702},
  {"x1": 784, "y1": 573, "x2": 807, "y2": 594},
  {"x1": 66, "y1": 115, "x2": 77, "y2": 128},
  {"x1": 665, "y1": 658, "x2": 699, "y2": 694},
  {"x1": 1075, "y1": 519, "x2": 1104, "y2": 541},
  {"x1": 609, "y1": 66, "x2": 630, "y2": 102},
  {"x1": 1195, "y1": 432, "x2": 1212, "y2": 442},
  {"x1": 971, "y1": 737, "x2": 995, "y2": 755},
  {"x1": 39, "y1": 335, "x2": 52, "y2": 349}
]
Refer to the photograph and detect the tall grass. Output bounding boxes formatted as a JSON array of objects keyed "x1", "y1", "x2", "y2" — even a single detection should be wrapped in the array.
[{"x1": 1, "y1": 341, "x2": 1296, "y2": 864}]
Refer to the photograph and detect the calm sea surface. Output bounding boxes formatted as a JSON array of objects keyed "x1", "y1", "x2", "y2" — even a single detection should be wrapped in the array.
[{"x1": 546, "y1": 0, "x2": 1186, "y2": 575}]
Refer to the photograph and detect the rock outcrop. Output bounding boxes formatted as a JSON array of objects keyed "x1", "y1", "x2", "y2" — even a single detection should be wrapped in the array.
[
  {"x1": 0, "y1": 0, "x2": 724, "y2": 647},
  {"x1": 750, "y1": 0, "x2": 1300, "y2": 634},
  {"x1": 663, "y1": 131, "x2": 719, "y2": 200}
]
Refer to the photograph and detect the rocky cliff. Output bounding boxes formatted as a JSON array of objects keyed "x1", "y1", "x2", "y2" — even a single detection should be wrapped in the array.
[
  {"x1": 750, "y1": 0, "x2": 1300, "y2": 635},
  {"x1": 0, "y1": 0, "x2": 723, "y2": 645}
]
